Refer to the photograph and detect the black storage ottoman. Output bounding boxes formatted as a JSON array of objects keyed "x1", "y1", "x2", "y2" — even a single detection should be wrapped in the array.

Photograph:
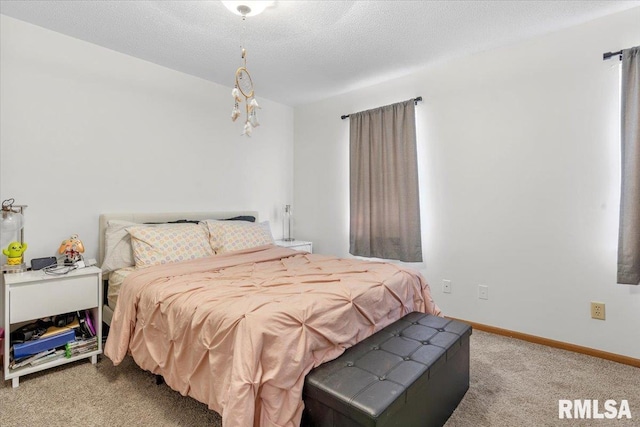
[{"x1": 302, "y1": 312, "x2": 471, "y2": 427}]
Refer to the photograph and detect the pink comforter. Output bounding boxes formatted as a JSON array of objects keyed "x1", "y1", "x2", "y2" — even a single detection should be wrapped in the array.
[{"x1": 104, "y1": 245, "x2": 440, "y2": 427}]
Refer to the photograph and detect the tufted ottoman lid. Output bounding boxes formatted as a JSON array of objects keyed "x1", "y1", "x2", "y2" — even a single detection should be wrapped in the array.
[{"x1": 304, "y1": 312, "x2": 471, "y2": 427}]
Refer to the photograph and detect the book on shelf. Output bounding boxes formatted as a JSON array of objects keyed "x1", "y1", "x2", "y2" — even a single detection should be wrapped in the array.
[
  {"x1": 65, "y1": 337, "x2": 98, "y2": 358},
  {"x1": 12, "y1": 329, "x2": 76, "y2": 359},
  {"x1": 40, "y1": 318, "x2": 80, "y2": 338},
  {"x1": 29, "y1": 349, "x2": 66, "y2": 366},
  {"x1": 10, "y1": 348, "x2": 61, "y2": 369}
]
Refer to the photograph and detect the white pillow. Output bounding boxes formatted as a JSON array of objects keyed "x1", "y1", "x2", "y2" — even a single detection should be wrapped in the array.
[
  {"x1": 258, "y1": 221, "x2": 273, "y2": 238},
  {"x1": 101, "y1": 220, "x2": 137, "y2": 273}
]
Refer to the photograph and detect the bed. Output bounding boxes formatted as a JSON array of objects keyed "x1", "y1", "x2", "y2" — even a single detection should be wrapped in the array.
[{"x1": 100, "y1": 211, "x2": 441, "y2": 427}]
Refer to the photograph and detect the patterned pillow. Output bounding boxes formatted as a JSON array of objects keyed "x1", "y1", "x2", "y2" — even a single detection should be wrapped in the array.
[
  {"x1": 127, "y1": 224, "x2": 213, "y2": 268},
  {"x1": 204, "y1": 220, "x2": 274, "y2": 253}
]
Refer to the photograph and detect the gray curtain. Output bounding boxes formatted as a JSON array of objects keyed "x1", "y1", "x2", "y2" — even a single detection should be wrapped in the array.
[
  {"x1": 349, "y1": 99, "x2": 422, "y2": 262},
  {"x1": 618, "y1": 46, "x2": 640, "y2": 285}
]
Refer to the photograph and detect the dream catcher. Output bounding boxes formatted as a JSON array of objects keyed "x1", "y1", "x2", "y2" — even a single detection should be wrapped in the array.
[
  {"x1": 224, "y1": 1, "x2": 267, "y2": 136},
  {"x1": 231, "y1": 47, "x2": 260, "y2": 136}
]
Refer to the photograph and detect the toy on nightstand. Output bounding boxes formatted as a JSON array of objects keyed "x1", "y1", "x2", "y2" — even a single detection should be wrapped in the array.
[
  {"x1": 3, "y1": 241, "x2": 27, "y2": 266},
  {"x1": 58, "y1": 234, "x2": 84, "y2": 265}
]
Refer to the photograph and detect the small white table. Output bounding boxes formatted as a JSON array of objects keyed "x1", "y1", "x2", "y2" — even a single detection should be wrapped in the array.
[
  {"x1": 274, "y1": 240, "x2": 313, "y2": 253},
  {"x1": 2, "y1": 266, "x2": 103, "y2": 387}
]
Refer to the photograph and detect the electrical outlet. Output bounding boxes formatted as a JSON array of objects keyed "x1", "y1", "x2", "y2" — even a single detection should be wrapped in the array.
[
  {"x1": 478, "y1": 285, "x2": 488, "y2": 300},
  {"x1": 443, "y1": 279, "x2": 452, "y2": 294},
  {"x1": 591, "y1": 302, "x2": 605, "y2": 320}
]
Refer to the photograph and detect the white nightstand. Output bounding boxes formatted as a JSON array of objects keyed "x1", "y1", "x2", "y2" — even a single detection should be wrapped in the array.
[
  {"x1": 274, "y1": 240, "x2": 313, "y2": 253},
  {"x1": 2, "y1": 266, "x2": 102, "y2": 387}
]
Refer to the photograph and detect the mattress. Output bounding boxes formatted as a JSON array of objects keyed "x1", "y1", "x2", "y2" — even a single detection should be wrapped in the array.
[{"x1": 106, "y1": 266, "x2": 136, "y2": 309}]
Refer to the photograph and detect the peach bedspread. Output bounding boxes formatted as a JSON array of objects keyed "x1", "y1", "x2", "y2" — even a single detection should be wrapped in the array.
[{"x1": 104, "y1": 245, "x2": 440, "y2": 427}]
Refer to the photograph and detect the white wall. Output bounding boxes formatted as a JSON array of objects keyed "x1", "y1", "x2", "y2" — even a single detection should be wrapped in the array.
[
  {"x1": 0, "y1": 15, "x2": 294, "y2": 262},
  {"x1": 294, "y1": 8, "x2": 640, "y2": 358}
]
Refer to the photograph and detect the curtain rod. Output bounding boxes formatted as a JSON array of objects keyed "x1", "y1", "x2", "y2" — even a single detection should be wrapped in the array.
[
  {"x1": 603, "y1": 50, "x2": 623, "y2": 61},
  {"x1": 340, "y1": 96, "x2": 423, "y2": 120}
]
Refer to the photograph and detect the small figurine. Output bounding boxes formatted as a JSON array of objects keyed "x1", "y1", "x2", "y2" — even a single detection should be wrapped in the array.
[
  {"x1": 3, "y1": 241, "x2": 27, "y2": 265},
  {"x1": 58, "y1": 234, "x2": 84, "y2": 265}
]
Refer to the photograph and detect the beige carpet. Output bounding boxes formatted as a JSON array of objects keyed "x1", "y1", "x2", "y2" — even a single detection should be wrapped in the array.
[{"x1": 1, "y1": 330, "x2": 638, "y2": 426}]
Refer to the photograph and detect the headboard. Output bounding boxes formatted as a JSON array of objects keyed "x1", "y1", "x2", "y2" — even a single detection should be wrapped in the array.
[{"x1": 98, "y1": 211, "x2": 259, "y2": 267}]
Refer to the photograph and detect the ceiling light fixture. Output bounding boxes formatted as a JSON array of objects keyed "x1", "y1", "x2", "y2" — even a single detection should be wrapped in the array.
[
  {"x1": 221, "y1": 1, "x2": 272, "y2": 17},
  {"x1": 223, "y1": 1, "x2": 271, "y2": 136}
]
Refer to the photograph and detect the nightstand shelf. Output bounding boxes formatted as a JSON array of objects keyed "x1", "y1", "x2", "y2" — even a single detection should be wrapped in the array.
[
  {"x1": 274, "y1": 240, "x2": 313, "y2": 253},
  {"x1": 2, "y1": 266, "x2": 102, "y2": 388}
]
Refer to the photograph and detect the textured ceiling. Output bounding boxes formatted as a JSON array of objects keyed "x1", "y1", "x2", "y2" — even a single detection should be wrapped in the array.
[{"x1": 1, "y1": 1, "x2": 639, "y2": 106}]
